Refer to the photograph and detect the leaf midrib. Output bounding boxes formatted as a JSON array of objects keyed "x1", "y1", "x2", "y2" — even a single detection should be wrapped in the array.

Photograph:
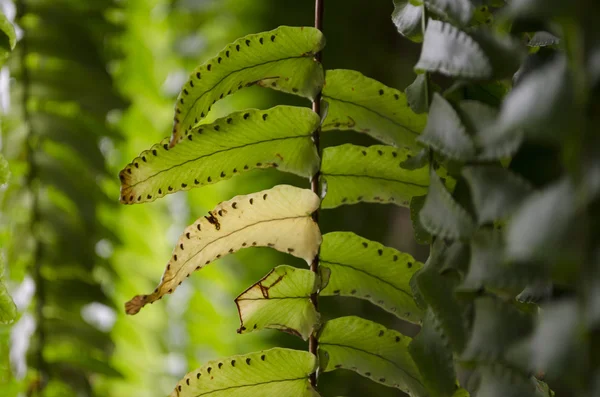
[
  {"x1": 321, "y1": 173, "x2": 428, "y2": 188},
  {"x1": 126, "y1": 135, "x2": 310, "y2": 189},
  {"x1": 189, "y1": 377, "x2": 308, "y2": 396}
]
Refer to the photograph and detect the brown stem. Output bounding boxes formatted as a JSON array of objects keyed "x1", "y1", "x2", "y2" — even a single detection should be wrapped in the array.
[{"x1": 309, "y1": 0, "x2": 324, "y2": 389}]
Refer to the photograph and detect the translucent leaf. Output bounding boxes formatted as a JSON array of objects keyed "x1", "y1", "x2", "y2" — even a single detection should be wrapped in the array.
[
  {"x1": 462, "y1": 166, "x2": 533, "y2": 224},
  {"x1": 320, "y1": 144, "x2": 429, "y2": 209},
  {"x1": 321, "y1": 69, "x2": 427, "y2": 149},
  {"x1": 169, "y1": 348, "x2": 318, "y2": 397},
  {"x1": 319, "y1": 232, "x2": 423, "y2": 323},
  {"x1": 419, "y1": 170, "x2": 475, "y2": 239},
  {"x1": 392, "y1": 0, "x2": 423, "y2": 43},
  {"x1": 425, "y1": 0, "x2": 474, "y2": 26},
  {"x1": 120, "y1": 106, "x2": 320, "y2": 204},
  {"x1": 235, "y1": 265, "x2": 320, "y2": 340},
  {"x1": 416, "y1": 20, "x2": 492, "y2": 80},
  {"x1": 409, "y1": 309, "x2": 457, "y2": 397},
  {"x1": 418, "y1": 93, "x2": 475, "y2": 161},
  {"x1": 125, "y1": 185, "x2": 321, "y2": 314},
  {"x1": 528, "y1": 32, "x2": 560, "y2": 47},
  {"x1": 318, "y1": 316, "x2": 427, "y2": 396},
  {"x1": 0, "y1": 12, "x2": 16, "y2": 66},
  {"x1": 462, "y1": 297, "x2": 533, "y2": 362},
  {"x1": 170, "y1": 26, "x2": 325, "y2": 144},
  {"x1": 410, "y1": 195, "x2": 432, "y2": 245}
]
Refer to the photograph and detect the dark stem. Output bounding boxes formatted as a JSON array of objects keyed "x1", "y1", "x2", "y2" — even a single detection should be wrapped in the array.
[
  {"x1": 309, "y1": 0, "x2": 324, "y2": 389},
  {"x1": 17, "y1": 0, "x2": 47, "y2": 390}
]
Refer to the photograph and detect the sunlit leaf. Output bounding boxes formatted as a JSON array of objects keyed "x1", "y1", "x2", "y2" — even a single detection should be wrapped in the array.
[
  {"x1": 318, "y1": 316, "x2": 426, "y2": 396},
  {"x1": 418, "y1": 93, "x2": 475, "y2": 161},
  {"x1": 120, "y1": 106, "x2": 320, "y2": 204},
  {"x1": 463, "y1": 166, "x2": 533, "y2": 224},
  {"x1": 169, "y1": 348, "x2": 318, "y2": 397},
  {"x1": 235, "y1": 265, "x2": 321, "y2": 340},
  {"x1": 321, "y1": 69, "x2": 427, "y2": 149},
  {"x1": 320, "y1": 144, "x2": 429, "y2": 209},
  {"x1": 409, "y1": 309, "x2": 456, "y2": 397},
  {"x1": 419, "y1": 170, "x2": 475, "y2": 239},
  {"x1": 171, "y1": 26, "x2": 325, "y2": 144},
  {"x1": 416, "y1": 20, "x2": 492, "y2": 79},
  {"x1": 319, "y1": 232, "x2": 423, "y2": 323},
  {"x1": 425, "y1": 0, "x2": 474, "y2": 26},
  {"x1": 125, "y1": 185, "x2": 321, "y2": 314},
  {"x1": 462, "y1": 297, "x2": 533, "y2": 362},
  {"x1": 392, "y1": 1, "x2": 423, "y2": 42}
]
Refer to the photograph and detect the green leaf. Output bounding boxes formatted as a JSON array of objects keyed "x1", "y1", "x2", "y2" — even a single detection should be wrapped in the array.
[
  {"x1": 409, "y1": 309, "x2": 457, "y2": 397},
  {"x1": 425, "y1": 0, "x2": 474, "y2": 26},
  {"x1": 235, "y1": 265, "x2": 320, "y2": 340},
  {"x1": 169, "y1": 348, "x2": 318, "y2": 397},
  {"x1": 125, "y1": 185, "x2": 321, "y2": 314},
  {"x1": 319, "y1": 232, "x2": 423, "y2": 323},
  {"x1": 0, "y1": 258, "x2": 16, "y2": 325},
  {"x1": 420, "y1": 170, "x2": 476, "y2": 239},
  {"x1": 416, "y1": 20, "x2": 492, "y2": 79},
  {"x1": 318, "y1": 316, "x2": 426, "y2": 396},
  {"x1": 320, "y1": 144, "x2": 429, "y2": 209},
  {"x1": 462, "y1": 166, "x2": 534, "y2": 224},
  {"x1": 120, "y1": 106, "x2": 320, "y2": 204},
  {"x1": 170, "y1": 26, "x2": 325, "y2": 144},
  {"x1": 321, "y1": 69, "x2": 427, "y2": 149},
  {"x1": 462, "y1": 297, "x2": 533, "y2": 362},
  {"x1": 410, "y1": 195, "x2": 432, "y2": 245},
  {"x1": 418, "y1": 93, "x2": 475, "y2": 161},
  {"x1": 477, "y1": 364, "x2": 553, "y2": 397},
  {"x1": 0, "y1": 12, "x2": 16, "y2": 67},
  {"x1": 0, "y1": 154, "x2": 10, "y2": 186},
  {"x1": 405, "y1": 74, "x2": 429, "y2": 114},
  {"x1": 392, "y1": 1, "x2": 423, "y2": 43}
]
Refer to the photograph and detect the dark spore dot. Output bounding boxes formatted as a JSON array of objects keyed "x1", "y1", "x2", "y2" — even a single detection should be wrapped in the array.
[
  {"x1": 207, "y1": 176, "x2": 212, "y2": 182},
  {"x1": 243, "y1": 113, "x2": 250, "y2": 119},
  {"x1": 137, "y1": 196, "x2": 141, "y2": 201},
  {"x1": 379, "y1": 378, "x2": 386, "y2": 382},
  {"x1": 190, "y1": 81, "x2": 194, "y2": 88},
  {"x1": 196, "y1": 72, "x2": 201, "y2": 79},
  {"x1": 196, "y1": 373, "x2": 201, "y2": 379},
  {"x1": 229, "y1": 248, "x2": 234, "y2": 253},
  {"x1": 351, "y1": 289, "x2": 357, "y2": 294},
  {"x1": 287, "y1": 248, "x2": 294, "y2": 253},
  {"x1": 246, "y1": 40, "x2": 251, "y2": 46},
  {"x1": 181, "y1": 183, "x2": 187, "y2": 188},
  {"x1": 194, "y1": 179, "x2": 199, "y2": 185},
  {"x1": 231, "y1": 360, "x2": 236, "y2": 367},
  {"x1": 242, "y1": 242, "x2": 247, "y2": 246},
  {"x1": 361, "y1": 150, "x2": 367, "y2": 156},
  {"x1": 188, "y1": 135, "x2": 192, "y2": 141},
  {"x1": 232, "y1": 202, "x2": 237, "y2": 209},
  {"x1": 393, "y1": 255, "x2": 398, "y2": 261},
  {"x1": 244, "y1": 165, "x2": 249, "y2": 170},
  {"x1": 219, "y1": 93, "x2": 223, "y2": 99},
  {"x1": 357, "y1": 196, "x2": 363, "y2": 200},
  {"x1": 362, "y1": 242, "x2": 368, "y2": 248},
  {"x1": 186, "y1": 379, "x2": 190, "y2": 386},
  {"x1": 201, "y1": 112, "x2": 205, "y2": 117},
  {"x1": 197, "y1": 224, "x2": 201, "y2": 231},
  {"x1": 220, "y1": 171, "x2": 226, "y2": 177},
  {"x1": 253, "y1": 324, "x2": 257, "y2": 329},
  {"x1": 142, "y1": 156, "x2": 147, "y2": 162},
  {"x1": 227, "y1": 118, "x2": 233, "y2": 124},
  {"x1": 236, "y1": 44, "x2": 240, "y2": 51},
  {"x1": 168, "y1": 186, "x2": 173, "y2": 191},
  {"x1": 252, "y1": 242, "x2": 257, "y2": 246},
  {"x1": 262, "y1": 114, "x2": 268, "y2": 121},
  {"x1": 216, "y1": 254, "x2": 221, "y2": 259},
  {"x1": 152, "y1": 149, "x2": 157, "y2": 156},
  {"x1": 333, "y1": 289, "x2": 340, "y2": 294},
  {"x1": 377, "y1": 150, "x2": 383, "y2": 155},
  {"x1": 261, "y1": 355, "x2": 266, "y2": 361},
  {"x1": 218, "y1": 210, "x2": 223, "y2": 217},
  {"x1": 233, "y1": 168, "x2": 237, "y2": 173},
  {"x1": 379, "y1": 89, "x2": 384, "y2": 95},
  {"x1": 292, "y1": 88, "x2": 299, "y2": 93},
  {"x1": 178, "y1": 386, "x2": 182, "y2": 392},
  {"x1": 392, "y1": 152, "x2": 397, "y2": 157},
  {"x1": 186, "y1": 232, "x2": 190, "y2": 239},
  {"x1": 127, "y1": 168, "x2": 132, "y2": 174},
  {"x1": 180, "y1": 98, "x2": 184, "y2": 104},
  {"x1": 163, "y1": 144, "x2": 169, "y2": 150},
  {"x1": 407, "y1": 262, "x2": 413, "y2": 268},
  {"x1": 250, "y1": 198, "x2": 254, "y2": 204},
  {"x1": 378, "y1": 330, "x2": 384, "y2": 337},
  {"x1": 263, "y1": 194, "x2": 268, "y2": 200},
  {"x1": 207, "y1": 367, "x2": 212, "y2": 374},
  {"x1": 378, "y1": 249, "x2": 383, "y2": 256},
  {"x1": 147, "y1": 194, "x2": 152, "y2": 199},
  {"x1": 259, "y1": 37, "x2": 264, "y2": 44},
  {"x1": 226, "y1": 50, "x2": 230, "y2": 57},
  {"x1": 214, "y1": 125, "x2": 220, "y2": 131},
  {"x1": 271, "y1": 82, "x2": 277, "y2": 87},
  {"x1": 180, "y1": 244, "x2": 184, "y2": 250},
  {"x1": 394, "y1": 94, "x2": 400, "y2": 100},
  {"x1": 395, "y1": 336, "x2": 400, "y2": 342},
  {"x1": 365, "y1": 372, "x2": 371, "y2": 376},
  {"x1": 183, "y1": 89, "x2": 189, "y2": 95},
  {"x1": 256, "y1": 162, "x2": 262, "y2": 166},
  {"x1": 271, "y1": 35, "x2": 276, "y2": 42},
  {"x1": 173, "y1": 255, "x2": 178, "y2": 261},
  {"x1": 217, "y1": 57, "x2": 222, "y2": 64},
  {"x1": 218, "y1": 363, "x2": 223, "y2": 369},
  {"x1": 207, "y1": 64, "x2": 212, "y2": 71},
  {"x1": 246, "y1": 358, "x2": 251, "y2": 365}
]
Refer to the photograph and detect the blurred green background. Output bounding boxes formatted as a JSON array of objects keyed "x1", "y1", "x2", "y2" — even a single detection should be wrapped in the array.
[{"x1": 0, "y1": 0, "x2": 426, "y2": 395}]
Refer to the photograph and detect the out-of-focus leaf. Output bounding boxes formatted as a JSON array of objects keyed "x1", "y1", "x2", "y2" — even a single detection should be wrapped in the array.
[
  {"x1": 320, "y1": 144, "x2": 429, "y2": 209},
  {"x1": 321, "y1": 69, "x2": 427, "y2": 149},
  {"x1": 0, "y1": 258, "x2": 16, "y2": 324},
  {"x1": 405, "y1": 74, "x2": 429, "y2": 114},
  {"x1": 0, "y1": 12, "x2": 16, "y2": 66},
  {"x1": 319, "y1": 232, "x2": 423, "y2": 323},
  {"x1": 410, "y1": 195, "x2": 432, "y2": 245},
  {"x1": 425, "y1": 0, "x2": 474, "y2": 26},
  {"x1": 457, "y1": 100, "x2": 498, "y2": 134},
  {"x1": 171, "y1": 26, "x2": 325, "y2": 144},
  {"x1": 420, "y1": 170, "x2": 475, "y2": 239},
  {"x1": 416, "y1": 20, "x2": 492, "y2": 79},
  {"x1": 462, "y1": 166, "x2": 533, "y2": 224},
  {"x1": 0, "y1": 154, "x2": 10, "y2": 186},
  {"x1": 470, "y1": 29, "x2": 526, "y2": 79},
  {"x1": 169, "y1": 348, "x2": 318, "y2": 397},
  {"x1": 318, "y1": 316, "x2": 426, "y2": 396},
  {"x1": 528, "y1": 32, "x2": 560, "y2": 47},
  {"x1": 125, "y1": 185, "x2": 321, "y2": 314},
  {"x1": 418, "y1": 93, "x2": 475, "y2": 161},
  {"x1": 477, "y1": 364, "x2": 553, "y2": 397},
  {"x1": 392, "y1": 1, "x2": 423, "y2": 42},
  {"x1": 462, "y1": 297, "x2": 534, "y2": 362},
  {"x1": 120, "y1": 106, "x2": 320, "y2": 204},
  {"x1": 409, "y1": 309, "x2": 457, "y2": 397},
  {"x1": 235, "y1": 265, "x2": 320, "y2": 340}
]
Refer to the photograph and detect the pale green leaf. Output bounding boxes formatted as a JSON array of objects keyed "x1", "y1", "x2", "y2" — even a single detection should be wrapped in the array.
[
  {"x1": 425, "y1": 0, "x2": 474, "y2": 26},
  {"x1": 169, "y1": 348, "x2": 318, "y2": 397},
  {"x1": 409, "y1": 309, "x2": 456, "y2": 397},
  {"x1": 235, "y1": 265, "x2": 320, "y2": 340},
  {"x1": 120, "y1": 106, "x2": 320, "y2": 204},
  {"x1": 462, "y1": 297, "x2": 533, "y2": 362},
  {"x1": 419, "y1": 170, "x2": 475, "y2": 239},
  {"x1": 320, "y1": 144, "x2": 429, "y2": 209},
  {"x1": 318, "y1": 316, "x2": 427, "y2": 396},
  {"x1": 319, "y1": 232, "x2": 423, "y2": 323},
  {"x1": 418, "y1": 93, "x2": 475, "y2": 161},
  {"x1": 125, "y1": 185, "x2": 321, "y2": 314},
  {"x1": 405, "y1": 74, "x2": 429, "y2": 114},
  {"x1": 462, "y1": 166, "x2": 533, "y2": 224},
  {"x1": 416, "y1": 20, "x2": 492, "y2": 79},
  {"x1": 392, "y1": 1, "x2": 423, "y2": 42},
  {"x1": 170, "y1": 26, "x2": 325, "y2": 144},
  {"x1": 321, "y1": 69, "x2": 427, "y2": 149}
]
